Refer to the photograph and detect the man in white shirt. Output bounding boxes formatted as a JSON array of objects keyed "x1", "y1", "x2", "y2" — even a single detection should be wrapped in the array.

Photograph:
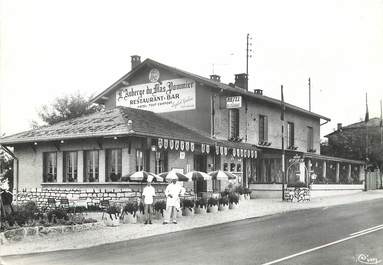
[
  {"x1": 163, "y1": 179, "x2": 184, "y2": 224},
  {"x1": 142, "y1": 178, "x2": 156, "y2": 225}
]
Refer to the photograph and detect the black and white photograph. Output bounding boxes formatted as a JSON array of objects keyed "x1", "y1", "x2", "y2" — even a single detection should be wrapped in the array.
[{"x1": 0, "y1": 0, "x2": 383, "y2": 264}]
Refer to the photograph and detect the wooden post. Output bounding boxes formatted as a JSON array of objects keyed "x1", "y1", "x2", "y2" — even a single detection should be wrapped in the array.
[
  {"x1": 347, "y1": 164, "x2": 352, "y2": 183},
  {"x1": 335, "y1": 162, "x2": 340, "y2": 183},
  {"x1": 322, "y1": 161, "x2": 327, "y2": 181}
]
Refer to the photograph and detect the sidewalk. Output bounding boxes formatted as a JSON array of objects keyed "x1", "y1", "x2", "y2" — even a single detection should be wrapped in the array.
[{"x1": 2, "y1": 190, "x2": 383, "y2": 256}]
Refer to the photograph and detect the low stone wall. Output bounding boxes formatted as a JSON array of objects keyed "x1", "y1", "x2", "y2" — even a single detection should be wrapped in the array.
[
  {"x1": 0, "y1": 222, "x2": 103, "y2": 245},
  {"x1": 15, "y1": 187, "x2": 142, "y2": 207}
]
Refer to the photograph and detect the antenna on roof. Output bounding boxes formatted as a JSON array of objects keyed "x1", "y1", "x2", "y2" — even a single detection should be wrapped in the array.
[{"x1": 308, "y1": 77, "x2": 311, "y2": 112}]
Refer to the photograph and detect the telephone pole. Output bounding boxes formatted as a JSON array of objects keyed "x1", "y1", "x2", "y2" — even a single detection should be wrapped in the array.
[
  {"x1": 246, "y1": 33, "x2": 253, "y2": 90},
  {"x1": 308, "y1": 78, "x2": 311, "y2": 111}
]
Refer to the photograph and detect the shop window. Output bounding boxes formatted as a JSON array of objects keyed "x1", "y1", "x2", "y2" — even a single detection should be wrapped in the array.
[
  {"x1": 43, "y1": 152, "x2": 57, "y2": 183},
  {"x1": 287, "y1": 122, "x2": 295, "y2": 147},
  {"x1": 228, "y1": 109, "x2": 239, "y2": 139},
  {"x1": 136, "y1": 149, "x2": 145, "y2": 171},
  {"x1": 106, "y1": 149, "x2": 122, "y2": 182},
  {"x1": 85, "y1": 150, "x2": 99, "y2": 182},
  {"x1": 223, "y1": 163, "x2": 228, "y2": 171},
  {"x1": 63, "y1": 151, "x2": 77, "y2": 182},
  {"x1": 237, "y1": 164, "x2": 242, "y2": 172},
  {"x1": 307, "y1": 126, "x2": 314, "y2": 151},
  {"x1": 155, "y1": 151, "x2": 167, "y2": 174},
  {"x1": 230, "y1": 163, "x2": 236, "y2": 172},
  {"x1": 259, "y1": 115, "x2": 268, "y2": 142}
]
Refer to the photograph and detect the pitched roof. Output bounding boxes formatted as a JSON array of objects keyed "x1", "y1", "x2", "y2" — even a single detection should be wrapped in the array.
[
  {"x1": 91, "y1": 58, "x2": 330, "y2": 121},
  {"x1": 0, "y1": 107, "x2": 215, "y2": 145},
  {"x1": 325, "y1": 117, "x2": 382, "y2": 137}
]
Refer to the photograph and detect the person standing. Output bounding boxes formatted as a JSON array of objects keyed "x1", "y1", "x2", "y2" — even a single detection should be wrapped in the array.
[
  {"x1": 163, "y1": 178, "x2": 183, "y2": 224},
  {"x1": 142, "y1": 177, "x2": 155, "y2": 225}
]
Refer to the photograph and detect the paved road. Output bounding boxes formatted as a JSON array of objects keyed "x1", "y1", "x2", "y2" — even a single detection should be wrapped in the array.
[{"x1": 2, "y1": 198, "x2": 383, "y2": 265}]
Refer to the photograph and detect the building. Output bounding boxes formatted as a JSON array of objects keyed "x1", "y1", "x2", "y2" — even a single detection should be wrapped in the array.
[{"x1": 0, "y1": 55, "x2": 366, "y2": 203}]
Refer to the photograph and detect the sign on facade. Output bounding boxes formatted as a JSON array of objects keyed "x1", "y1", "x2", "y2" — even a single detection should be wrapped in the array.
[
  {"x1": 116, "y1": 78, "x2": 196, "y2": 113},
  {"x1": 226, "y1": 96, "x2": 242, "y2": 109}
]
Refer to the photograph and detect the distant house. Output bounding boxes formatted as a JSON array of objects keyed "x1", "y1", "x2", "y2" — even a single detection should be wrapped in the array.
[
  {"x1": 325, "y1": 118, "x2": 383, "y2": 169},
  {"x1": 0, "y1": 55, "x2": 367, "y2": 201}
]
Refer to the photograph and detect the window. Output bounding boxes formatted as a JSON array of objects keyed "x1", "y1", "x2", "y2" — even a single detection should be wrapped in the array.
[
  {"x1": 230, "y1": 163, "x2": 236, "y2": 172},
  {"x1": 259, "y1": 115, "x2": 268, "y2": 142},
  {"x1": 63, "y1": 151, "x2": 77, "y2": 182},
  {"x1": 85, "y1": 150, "x2": 99, "y2": 182},
  {"x1": 106, "y1": 149, "x2": 122, "y2": 182},
  {"x1": 307, "y1": 126, "x2": 314, "y2": 151},
  {"x1": 223, "y1": 163, "x2": 228, "y2": 171},
  {"x1": 136, "y1": 149, "x2": 144, "y2": 171},
  {"x1": 287, "y1": 122, "x2": 295, "y2": 147},
  {"x1": 228, "y1": 109, "x2": 239, "y2": 139},
  {"x1": 237, "y1": 164, "x2": 242, "y2": 172},
  {"x1": 43, "y1": 152, "x2": 57, "y2": 182},
  {"x1": 155, "y1": 151, "x2": 167, "y2": 174}
]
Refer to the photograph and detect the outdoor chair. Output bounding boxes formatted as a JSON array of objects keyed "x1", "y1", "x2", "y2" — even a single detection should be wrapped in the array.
[
  {"x1": 47, "y1": 198, "x2": 57, "y2": 210},
  {"x1": 99, "y1": 200, "x2": 110, "y2": 220}
]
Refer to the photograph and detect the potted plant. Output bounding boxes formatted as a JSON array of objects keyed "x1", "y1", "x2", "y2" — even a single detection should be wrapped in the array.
[
  {"x1": 218, "y1": 196, "x2": 229, "y2": 211},
  {"x1": 235, "y1": 186, "x2": 246, "y2": 201},
  {"x1": 207, "y1": 197, "x2": 219, "y2": 213},
  {"x1": 243, "y1": 187, "x2": 252, "y2": 200},
  {"x1": 181, "y1": 198, "x2": 195, "y2": 216},
  {"x1": 228, "y1": 192, "x2": 239, "y2": 209},
  {"x1": 154, "y1": 200, "x2": 166, "y2": 218},
  {"x1": 194, "y1": 197, "x2": 207, "y2": 214},
  {"x1": 122, "y1": 201, "x2": 138, "y2": 224}
]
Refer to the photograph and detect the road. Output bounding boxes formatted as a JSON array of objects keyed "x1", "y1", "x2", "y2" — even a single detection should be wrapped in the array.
[{"x1": 2, "y1": 198, "x2": 383, "y2": 265}]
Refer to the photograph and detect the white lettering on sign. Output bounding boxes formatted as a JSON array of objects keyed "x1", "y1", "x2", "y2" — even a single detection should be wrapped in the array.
[
  {"x1": 116, "y1": 78, "x2": 196, "y2": 113},
  {"x1": 226, "y1": 96, "x2": 242, "y2": 109}
]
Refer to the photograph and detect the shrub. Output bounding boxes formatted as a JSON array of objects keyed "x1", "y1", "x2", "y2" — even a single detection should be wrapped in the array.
[
  {"x1": 243, "y1": 187, "x2": 252, "y2": 195},
  {"x1": 86, "y1": 204, "x2": 102, "y2": 212},
  {"x1": 83, "y1": 218, "x2": 98, "y2": 223},
  {"x1": 207, "y1": 197, "x2": 218, "y2": 207},
  {"x1": 234, "y1": 185, "x2": 245, "y2": 195},
  {"x1": 219, "y1": 196, "x2": 229, "y2": 206},
  {"x1": 195, "y1": 197, "x2": 208, "y2": 208},
  {"x1": 153, "y1": 200, "x2": 166, "y2": 216},
  {"x1": 124, "y1": 201, "x2": 138, "y2": 216},
  {"x1": 5, "y1": 201, "x2": 41, "y2": 227},
  {"x1": 47, "y1": 208, "x2": 68, "y2": 223},
  {"x1": 138, "y1": 201, "x2": 145, "y2": 214},
  {"x1": 228, "y1": 192, "x2": 239, "y2": 205},
  {"x1": 182, "y1": 199, "x2": 195, "y2": 210}
]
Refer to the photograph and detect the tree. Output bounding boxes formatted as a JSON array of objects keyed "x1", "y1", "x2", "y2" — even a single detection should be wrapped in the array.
[
  {"x1": 36, "y1": 92, "x2": 103, "y2": 125},
  {"x1": 0, "y1": 150, "x2": 13, "y2": 191}
]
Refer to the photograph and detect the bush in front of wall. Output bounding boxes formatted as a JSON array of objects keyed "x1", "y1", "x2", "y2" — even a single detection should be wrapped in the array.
[
  {"x1": 182, "y1": 199, "x2": 195, "y2": 211},
  {"x1": 287, "y1": 181, "x2": 307, "y2": 188},
  {"x1": 228, "y1": 192, "x2": 239, "y2": 205},
  {"x1": 123, "y1": 201, "x2": 138, "y2": 217},
  {"x1": 153, "y1": 200, "x2": 166, "y2": 217},
  {"x1": 207, "y1": 197, "x2": 218, "y2": 207},
  {"x1": 195, "y1": 197, "x2": 208, "y2": 208},
  {"x1": 219, "y1": 196, "x2": 229, "y2": 206},
  {"x1": 47, "y1": 208, "x2": 68, "y2": 223}
]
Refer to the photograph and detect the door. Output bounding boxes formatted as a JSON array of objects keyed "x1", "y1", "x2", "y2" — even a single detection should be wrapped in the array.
[{"x1": 194, "y1": 154, "x2": 207, "y2": 195}]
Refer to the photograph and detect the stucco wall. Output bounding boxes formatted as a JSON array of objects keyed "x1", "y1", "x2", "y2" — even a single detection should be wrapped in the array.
[{"x1": 213, "y1": 91, "x2": 321, "y2": 154}]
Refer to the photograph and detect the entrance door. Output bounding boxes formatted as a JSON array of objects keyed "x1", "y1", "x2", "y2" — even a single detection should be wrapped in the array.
[{"x1": 194, "y1": 154, "x2": 207, "y2": 195}]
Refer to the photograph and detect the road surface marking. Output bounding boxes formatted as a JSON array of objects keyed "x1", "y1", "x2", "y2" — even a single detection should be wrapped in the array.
[
  {"x1": 350, "y1": 224, "x2": 383, "y2": 236},
  {"x1": 261, "y1": 225, "x2": 383, "y2": 265}
]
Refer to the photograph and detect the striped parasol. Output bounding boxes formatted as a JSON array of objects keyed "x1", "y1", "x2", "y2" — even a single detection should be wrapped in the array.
[
  {"x1": 124, "y1": 171, "x2": 163, "y2": 182},
  {"x1": 159, "y1": 170, "x2": 189, "y2": 182},
  {"x1": 185, "y1": 171, "x2": 212, "y2": 181},
  {"x1": 208, "y1": 170, "x2": 237, "y2": 181}
]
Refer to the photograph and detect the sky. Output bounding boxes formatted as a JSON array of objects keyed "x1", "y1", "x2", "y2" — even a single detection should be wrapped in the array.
[{"x1": 1, "y1": 0, "x2": 382, "y2": 140}]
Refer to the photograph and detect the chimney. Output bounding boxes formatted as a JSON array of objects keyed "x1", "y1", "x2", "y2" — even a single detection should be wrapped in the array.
[
  {"x1": 210, "y1": 74, "x2": 221, "y2": 82},
  {"x1": 337, "y1": 123, "x2": 342, "y2": 131},
  {"x1": 234, "y1": 73, "x2": 248, "y2": 90},
  {"x1": 254, "y1": 89, "x2": 263, "y2": 95},
  {"x1": 131, "y1": 55, "x2": 141, "y2": 70}
]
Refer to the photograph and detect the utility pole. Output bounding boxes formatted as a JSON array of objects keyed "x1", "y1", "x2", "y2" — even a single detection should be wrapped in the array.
[
  {"x1": 308, "y1": 78, "x2": 311, "y2": 111},
  {"x1": 246, "y1": 33, "x2": 253, "y2": 90},
  {"x1": 281, "y1": 85, "x2": 286, "y2": 200},
  {"x1": 365, "y1": 92, "x2": 369, "y2": 191}
]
